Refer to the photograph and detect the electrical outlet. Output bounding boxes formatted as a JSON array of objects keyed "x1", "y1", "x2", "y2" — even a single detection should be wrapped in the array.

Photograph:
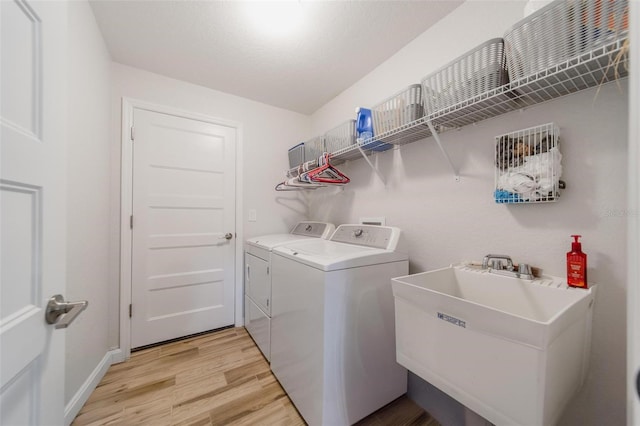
[{"x1": 248, "y1": 209, "x2": 257, "y2": 222}]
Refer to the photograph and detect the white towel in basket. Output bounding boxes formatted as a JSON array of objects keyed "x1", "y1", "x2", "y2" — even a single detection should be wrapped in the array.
[{"x1": 497, "y1": 147, "x2": 562, "y2": 201}]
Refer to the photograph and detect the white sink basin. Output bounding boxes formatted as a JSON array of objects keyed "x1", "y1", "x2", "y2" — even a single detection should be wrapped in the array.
[{"x1": 392, "y1": 264, "x2": 596, "y2": 426}]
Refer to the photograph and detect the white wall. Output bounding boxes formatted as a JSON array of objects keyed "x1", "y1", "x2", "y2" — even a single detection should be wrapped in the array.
[
  {"x1": 65, "y1": 0, "x2": 112, "y2": 406},
  {"x1": 309, "y1": 1, "x2": 628, "y2": 425},
  {"x1": 108, "y1": 64, "x2": 311, "y2": 348}
]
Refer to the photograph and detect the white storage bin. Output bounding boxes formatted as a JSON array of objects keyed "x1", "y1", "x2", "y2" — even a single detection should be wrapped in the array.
[
  {"x1": 421, "y1": 38, "x2": 507, "y2": 115},
  {"x1": 304, "y1": 135, "x2": 325, "y2": 162},
  {"x1": 324, "y1": 120, "x2": 356, "y2": 155},
  {"x1": 504, "y1": 0, "x2": 629, "y2": 83},
  {"x1": 288, "y1": 142, "x2": 305, "y2": 168}
]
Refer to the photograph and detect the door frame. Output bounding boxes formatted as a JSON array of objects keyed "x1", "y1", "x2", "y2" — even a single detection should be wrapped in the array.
[
  {"x1": 118, "y1": 98, "x2": 243, "y2": 360},
  {"x1": 628, "y1": 2, "x2": 639, "y2": 423}
]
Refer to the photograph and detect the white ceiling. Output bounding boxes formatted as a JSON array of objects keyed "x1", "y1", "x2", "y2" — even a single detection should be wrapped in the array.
[{"x1": 90, "y1": 1, "x2": 463, "y2": 115}]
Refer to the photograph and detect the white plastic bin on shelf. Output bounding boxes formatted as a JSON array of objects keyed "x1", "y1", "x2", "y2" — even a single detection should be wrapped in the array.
[
  {"x1": 421, "y1": 38, "x2": 507, "y2": 116},
  {"x1": 504, "y1": 0, "x2": 629, "y2": 83},
  {"x1": 288, "y1": 142, "x2": 305, "y2": 168},
  {"x1": 392, "y1": 265, "x2": 596, "y2": 426},
  {"x1": 324, "y1": 120, "x2": 356, "y2": 155},
  {"x1": 304, "y1": 135, "x2": 325, "y2": 163},
  {"x1": 371, "y1": 84, "x2": 424, "y2": 135}
]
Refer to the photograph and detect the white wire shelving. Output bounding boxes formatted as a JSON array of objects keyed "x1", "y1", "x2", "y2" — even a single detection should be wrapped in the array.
[{"x1": 327, "y1": 37, "x2": 628, "y2": 179}]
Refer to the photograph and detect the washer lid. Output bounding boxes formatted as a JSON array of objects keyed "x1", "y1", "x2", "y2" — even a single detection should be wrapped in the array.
[
  {"x1": 245, "y1": 221, "x2": 335, "y2": 250},
  {"x1": 273, "y1": 239, "x2": 408, "y2": 271},
  {"x1": 246, "y1": 233, "x2": 315, "y2": 250}
]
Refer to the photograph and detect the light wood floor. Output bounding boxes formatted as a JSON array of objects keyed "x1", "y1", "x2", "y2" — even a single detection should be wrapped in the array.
[{"x1": 73, "y1": 327, "x2": 440, "y2": 426}]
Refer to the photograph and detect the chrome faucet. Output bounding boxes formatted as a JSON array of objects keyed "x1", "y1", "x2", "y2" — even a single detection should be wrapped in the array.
[
  {"x1": 482, "y1": 254, "x2": 534, "y2": 280},
  {"x1": 482, "y1": 254, "x2": 514, "y2": 271}
]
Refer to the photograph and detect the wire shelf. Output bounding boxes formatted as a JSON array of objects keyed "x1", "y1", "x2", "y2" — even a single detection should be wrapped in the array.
[{"x1": 330, "y1": 37, "x2": 627, "y2": 164}]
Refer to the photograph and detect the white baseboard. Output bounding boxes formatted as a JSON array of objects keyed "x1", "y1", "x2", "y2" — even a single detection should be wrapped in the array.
[
  {"x1": 64, "y1": 349, "x2": 122, "y2": 425},
  {"x1": 110, "y1": 347, "x2": 126, "y2": 364}
]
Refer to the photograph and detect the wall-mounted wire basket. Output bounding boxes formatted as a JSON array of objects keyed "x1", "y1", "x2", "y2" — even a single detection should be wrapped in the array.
[
  {"x1": 494, "y1": 122, "x2": 562, "y2": 204},
  {"x1": 288, "y1": 142, "x2": 305, "y2": 169},
  {"x1": 421, "y1": 38, "x2": 508, "y2": 118},
  {"x1": 504, "y1": 0, "x2": 629, "y2": 83},
  {"x1": 325, "y1": 120, "x2": 356, "y2": 155},
  {"x1": 304, "y1": 135, "x2": 326, "y2": 163}
]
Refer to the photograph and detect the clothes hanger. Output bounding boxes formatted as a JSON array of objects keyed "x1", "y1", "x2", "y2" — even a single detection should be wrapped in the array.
[
  {"x1": 275, "y1": 178, "x2": 326, "y2": 191},
  {"x1": 276, "y1": 153, "x2": 349, "y2": 191},
  {"x1": 301, "y1": 153, "x2": 350, "y2": 185}
]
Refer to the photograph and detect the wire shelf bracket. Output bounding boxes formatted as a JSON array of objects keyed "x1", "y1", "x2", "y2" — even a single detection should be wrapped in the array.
[
  {"x1": 426, "y1": 120, "x2": 459, "y2": 181},
  {"x1": 356, "y1": 145, "x2": 386, "y2": 186}
]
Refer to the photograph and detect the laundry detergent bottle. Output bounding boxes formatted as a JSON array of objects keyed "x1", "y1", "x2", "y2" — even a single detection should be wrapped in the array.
[
  {"x1": 567, "y1": 235, "x2": 588, "y2": 288},
  {"x1": 355, "y1": 107, "x2": 392, "y2": 152}
]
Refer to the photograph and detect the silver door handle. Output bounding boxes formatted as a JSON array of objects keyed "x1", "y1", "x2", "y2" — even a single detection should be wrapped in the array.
[
  {"x1": 45, "y1": 295, "x2": 88, "y2": 329},
  {"x1": 219, "y1": 233, "x2": 233, "y2": 240}
]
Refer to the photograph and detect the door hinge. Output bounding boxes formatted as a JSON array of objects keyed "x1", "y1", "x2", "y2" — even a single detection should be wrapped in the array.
[
  {"x1": 130, "y1": 215, "x2": 133, "y2": 229},
  {"x1": 267, "y1": 266, "x2": 269, "y2": 275},
  {"x1": 129, "y1": 304, "x2": 132, "y2": 318},
  {"x1": 130, "y1": 126, "x2": 135, "y2": 141}
]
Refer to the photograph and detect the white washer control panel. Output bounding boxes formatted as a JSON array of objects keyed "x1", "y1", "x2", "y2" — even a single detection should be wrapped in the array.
[
  {"x1": 291, "y1": 221, "x2": 334, "y2": 238},
  {"x1": 330, "y1": 225, "x2": 400, "y2": 250}
]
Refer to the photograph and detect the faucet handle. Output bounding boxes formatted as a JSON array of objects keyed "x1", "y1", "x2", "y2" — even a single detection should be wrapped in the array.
[
  {"x1": 517, "y1": 263, "x2": 534, "y2": 279},
  {"x1": 518, "y1": 263, "x2": 531, "y2": 274},
  {"x1": 490, "y1": 259, "x2": 504, "y2": 270}
]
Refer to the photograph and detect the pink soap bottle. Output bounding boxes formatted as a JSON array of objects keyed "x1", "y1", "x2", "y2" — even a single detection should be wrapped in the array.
[{"x1": 567, "y1": 235, "x2": 588, "y2": 288}]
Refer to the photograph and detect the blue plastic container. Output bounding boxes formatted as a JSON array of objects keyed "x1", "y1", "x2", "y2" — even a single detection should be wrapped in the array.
[{"x1": 356, "y1": 107, "x2": 392, "y2": 152}]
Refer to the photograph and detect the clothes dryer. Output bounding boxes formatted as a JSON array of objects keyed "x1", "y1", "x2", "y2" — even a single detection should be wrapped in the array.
[
  {"x1": 244, "y1": 221, "x2": 334, "y2": 361},
  {"x1": 270, "y1": 225, "x2": 408, "y2": 426}
]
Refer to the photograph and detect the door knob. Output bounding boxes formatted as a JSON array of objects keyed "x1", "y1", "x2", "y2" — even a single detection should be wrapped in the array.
[
  {"x1": 219, "y1": 232, "x2": 233, "y2": 240},
  {"x1": 45, "y1": 295, "x2": 88, "y2": 329}
]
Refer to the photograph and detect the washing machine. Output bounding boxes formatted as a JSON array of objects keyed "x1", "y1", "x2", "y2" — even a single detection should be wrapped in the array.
[
  {"x1": 270, "y1": 224, "x2": 409, "y2": 426},
  {"x1": 244, "y1": 221, "x2": 335, "y2": 361}
]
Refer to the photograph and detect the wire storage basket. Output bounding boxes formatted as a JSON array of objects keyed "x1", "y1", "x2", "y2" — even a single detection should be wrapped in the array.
[
  {"x1": 325, "y1": 120, "x2": 356, "y2": 156},
  {"x1": 370, "y1": 84, "x2": 425, "y2": 146},
  {"x1": 372, "y1": 84, "x2": 424, "y2": 134},
  {"x1": 494, "y1": 123, "x2": 562, "y2": 204},
  {"x1": 288, "y1": 142, "x2": 305, "y2": 168},
  {"x1": 504, "y1": 0, "x2": 629, "y2": 83},
  {"x1": 304, "y1": 135, "x2": 326, "y2": 163},
  {"x1": 421, "y1": 38, "x2": 508, "y2": 119}
]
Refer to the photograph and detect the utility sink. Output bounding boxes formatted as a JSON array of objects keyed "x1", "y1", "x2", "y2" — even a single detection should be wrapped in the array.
[{"x1": 392, "y1": 264, "x2": 596, "y2": 426}]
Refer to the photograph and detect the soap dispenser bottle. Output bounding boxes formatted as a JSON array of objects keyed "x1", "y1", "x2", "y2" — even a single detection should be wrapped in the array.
[{"x1": 567, "y1": 235, "x2": 588, "y2": 288}]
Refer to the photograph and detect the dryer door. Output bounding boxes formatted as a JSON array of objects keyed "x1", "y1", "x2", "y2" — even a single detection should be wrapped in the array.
[{"x1": 245, "y1": 252, "x2": 270, "y2": 314}]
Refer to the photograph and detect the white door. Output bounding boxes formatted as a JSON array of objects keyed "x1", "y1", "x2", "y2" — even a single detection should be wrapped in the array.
[
  {"x1": 1, "y1": 0, "x2": 68, "y2": 424},
  {"x1": 130, "y1": 108, "x2": 236, "y2": 348}
]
